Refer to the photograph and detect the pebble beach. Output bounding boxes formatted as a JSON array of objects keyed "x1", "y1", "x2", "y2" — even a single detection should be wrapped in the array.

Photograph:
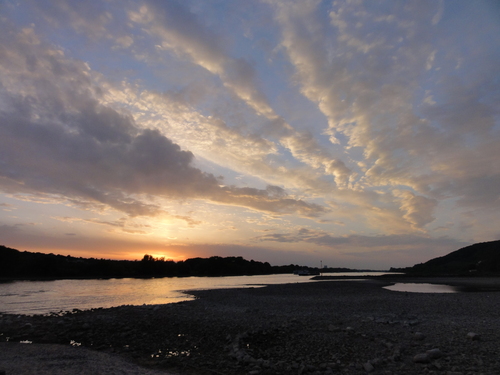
[{"x1": 1, "y1": 277, "x2": 500, "y2": 374}]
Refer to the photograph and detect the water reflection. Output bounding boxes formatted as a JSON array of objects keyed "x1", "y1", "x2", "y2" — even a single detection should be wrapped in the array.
[
  {"x1": 384, "y1": 283, "x2": 458, "y2": 293},
  {"x1": 0, "y1": 274, "x2": 318, "y2": 315},
  {"x1": 0, "y1": 272, "x2": 399, "y2": 315}
]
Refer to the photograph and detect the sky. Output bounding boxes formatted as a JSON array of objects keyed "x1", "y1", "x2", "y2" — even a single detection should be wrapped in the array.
[{"x1": 0, "y1": 0, "x2": 499, "y2": 269}]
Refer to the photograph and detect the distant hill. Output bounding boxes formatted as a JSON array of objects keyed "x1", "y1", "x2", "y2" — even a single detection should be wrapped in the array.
[
  {"x1": 401, "y1": 240, "x2": 500, "y2": 276},
  {"x1": 0, "y1": 245, "x2": 304, "y2": 280}
]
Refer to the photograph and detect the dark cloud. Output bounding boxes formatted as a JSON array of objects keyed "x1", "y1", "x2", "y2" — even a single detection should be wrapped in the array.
[
  {"x1": 0, "y1": 23, "x2": 326, "y2": 219},
  {"x1": 256, "y1": 228, "x2": 468, "y2": 250}
]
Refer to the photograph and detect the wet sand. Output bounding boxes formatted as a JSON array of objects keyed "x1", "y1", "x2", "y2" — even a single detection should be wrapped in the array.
[{"x1": 1, "y1": 277, "x2": 500, "y2": 374}]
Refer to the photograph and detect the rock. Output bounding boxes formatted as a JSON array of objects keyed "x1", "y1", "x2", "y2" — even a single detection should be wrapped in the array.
[
  {"x1": 382, "y1": 340, "x2": 393, "y2": 349},
  {"x1": 426, "y1": 348, "x2": 443, "y2": 359},
  {"x1": 413, "y1": 353, "x2": 431, "y2": 363},
  {"x1": 370, "y1": 358, "x2": 383, "y2": 367},
  {"x1": 306, "y1": 364, "x2": 316, "y2": 372},
  {"x1": 328, "y1": 324, "x2": 340, "y2": 332},
  {"x1": 467, "y1": 332, "x2": 480, "y2": 341},
  {"x1": 433, "y1": 360, "x2": 443, "y2": 370},
  {"x1": 414, "y1": 332, "x2": 426, "y2": 340},
  {"x1": 243, "y1": 354, "x2": 254, "y2": 363},
  {"x1": 326, "y1": 362, "x2": 338, "y2": 369},
  {"x1": 363, "y1": 361, "x2": 374, "y2": 372}
]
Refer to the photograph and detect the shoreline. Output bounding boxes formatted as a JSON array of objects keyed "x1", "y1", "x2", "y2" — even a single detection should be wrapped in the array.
[
  {"x1": 1, "y1": 276, "x2": 500, "y2": 374},
  {"x1": 0, "y1": 271, "x2": 389, "y2": 283}
]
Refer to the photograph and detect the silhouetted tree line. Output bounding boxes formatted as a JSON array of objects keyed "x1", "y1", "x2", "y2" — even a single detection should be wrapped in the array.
[{"x1": 0, "y1": 245, "x2": 303, "y2": 279}]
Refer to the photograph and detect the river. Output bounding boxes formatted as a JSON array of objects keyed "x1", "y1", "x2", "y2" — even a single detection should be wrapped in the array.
[{"x1": 0, "y1": 272, "x2": 390, "y2": 315}]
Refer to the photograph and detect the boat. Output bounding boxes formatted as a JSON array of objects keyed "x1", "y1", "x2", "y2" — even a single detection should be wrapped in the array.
[{"x1": 293, "y1": 269, "x2": 320, "y2": 276}]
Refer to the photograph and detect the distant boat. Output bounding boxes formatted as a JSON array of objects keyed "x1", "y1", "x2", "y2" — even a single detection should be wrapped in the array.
[{"x1": 294, "y1": 269, "x2": 320, "y2": 276}]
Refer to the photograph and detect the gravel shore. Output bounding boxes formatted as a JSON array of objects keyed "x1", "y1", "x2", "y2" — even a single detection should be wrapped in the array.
[{"x1": 1, "y1": 277, "x2": 500, "y2": 374}]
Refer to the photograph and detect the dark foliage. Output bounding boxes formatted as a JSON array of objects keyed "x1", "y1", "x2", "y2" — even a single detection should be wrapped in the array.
[
  {"x1": 0, "y1": 245, "x2": 301, "y2": 280},
  {"x1": 396, "y1": 240, "x2": 500, "y2": 276}
]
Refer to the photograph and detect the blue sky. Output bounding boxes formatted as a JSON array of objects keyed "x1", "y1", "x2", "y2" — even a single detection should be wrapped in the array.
[{"x1": 0, "y1": 0, "x2": 499, "y2": 268}]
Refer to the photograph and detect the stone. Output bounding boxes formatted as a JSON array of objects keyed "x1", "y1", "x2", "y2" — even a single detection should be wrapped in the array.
[
  {"x1": 467, "y1": 332, "x2": 480, "y2": 341},
  {"x1": 414, "y1": 332, "x2": 426, "y2": 340},
  {"x1": 363, "y1": 362, "x2": 374, "y2": 372},
  {"x1": 426, "y1": 348, "x2": 443, "y2": 359},
  {"x1": 433, "y1": 361, "x2": 443, "y2": 370},
  {"x1": 413, "y1": 353, "x2": 431, "y2": 363},
  {"x1": 382, "y1": 340, "x2": 393, "y2": 349},
  {"x1": 328, "y1": 324, "x2": 340, "y2": 332},
  {"x1": 370, "y1": 358, "x2": 383, "y2": 367}
]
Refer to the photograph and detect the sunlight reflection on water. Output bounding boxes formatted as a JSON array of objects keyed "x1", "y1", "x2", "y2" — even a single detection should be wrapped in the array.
[
  {"x1": 0, "y1": 272, "x2": 396, "y2": 315},
  {"x1": 0, "y1": 274, "x2": 311, "y2": 315}
]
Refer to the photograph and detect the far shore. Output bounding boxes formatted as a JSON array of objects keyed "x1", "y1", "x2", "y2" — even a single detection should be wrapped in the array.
[
  {"x1": 0, "y1": 270, "x2": 384, "y2": 283},
  {"x1": 2, "y1": 275, "x2": 500, "y2": 374}
]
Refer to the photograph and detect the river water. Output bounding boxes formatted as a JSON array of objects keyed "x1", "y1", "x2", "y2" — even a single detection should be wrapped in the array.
[{"x1": 0, "y1": 272, "x2": 390, "y2": 315}]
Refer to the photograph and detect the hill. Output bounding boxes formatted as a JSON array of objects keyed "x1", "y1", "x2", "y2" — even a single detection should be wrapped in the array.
[{"x1": 401, "y1": 240, "x2": 500, "y2": 276}]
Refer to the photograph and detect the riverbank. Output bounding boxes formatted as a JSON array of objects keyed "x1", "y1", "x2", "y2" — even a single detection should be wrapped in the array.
[{"x1": 1, "y1": 277, "x2": 500, "y2": 374}]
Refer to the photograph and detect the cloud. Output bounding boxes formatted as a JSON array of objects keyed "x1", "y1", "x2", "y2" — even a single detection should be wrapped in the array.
[
  {"x1": 212, "y1": 185, "x2": 327, "y2": 218},
  {"x1": 0, "y1": 223, "x2": 24, "y2": 236},
  {"x1": 255, "y1": 228, "x2": 468, "y2": 254},
  {"x1": 129, "y1": 0, "x2": 355, "y2": 188},
  {"x1": 129, "y1": 0, "x2": 277, "y2": 119},
  {"x1": 393, "y1": 190, "x2": 437, "y2": 230},
  {"x1": 0, "y1": 23, "x2": 326, "y2": 219},
  {"x1": 253, "y1": 226, "x2": 472, "y2": 267},
  {"x1": 269, "y1": 0, "x2": 500, "y2": 226},
  {"x1": 0, "y1": 202, "x2": 15, "y2": 211}
]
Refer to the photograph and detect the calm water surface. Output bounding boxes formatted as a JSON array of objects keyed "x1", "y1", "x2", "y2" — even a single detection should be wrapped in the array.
[{"x1": 0, "y1": 272, "x2": 392, "y2": 315}]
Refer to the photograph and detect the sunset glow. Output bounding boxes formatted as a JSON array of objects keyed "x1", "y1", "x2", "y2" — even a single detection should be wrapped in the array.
[{"x1": 0, "y1": 0, "x2": 499, "y2": 269}]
